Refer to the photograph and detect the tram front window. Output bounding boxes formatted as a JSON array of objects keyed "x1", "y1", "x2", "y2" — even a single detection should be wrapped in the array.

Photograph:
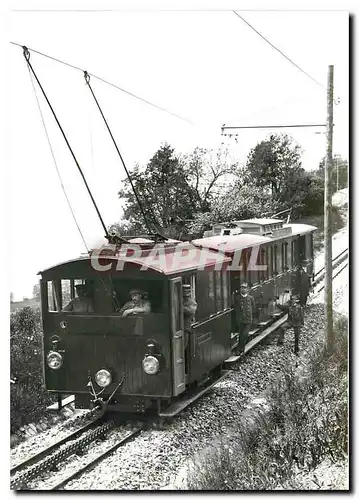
[
  {"x1": 62, "y1": 284, "x2": 94, "y2": 313},
  {"x1": 116, "y1": 289, "x2": 151, "y2": 316}
]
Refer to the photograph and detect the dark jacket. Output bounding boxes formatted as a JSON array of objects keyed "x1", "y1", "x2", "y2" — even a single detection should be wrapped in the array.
[
  {"x1": 278, "y1": 301, "x2": 304, "y2": 327},
  {"x1": 234, "y1": 293, "x2": 256, "y2": 324}
]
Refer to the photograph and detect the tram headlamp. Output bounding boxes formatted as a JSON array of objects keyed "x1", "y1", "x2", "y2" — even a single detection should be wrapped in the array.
[
  {"x1": 95, "y1": 369, "x2": 112, "y2": 388},
  {"x1": 142, "y1": 355, "x2": 160, "y2": 375},
  {"x1": 47, "y1": 351, "x2": 63, "y2": 370}
]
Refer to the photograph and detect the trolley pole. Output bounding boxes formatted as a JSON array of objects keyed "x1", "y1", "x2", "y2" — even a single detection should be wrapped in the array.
[{"x1": 324, "y1": 65, "x2": 334, "y2": 348}]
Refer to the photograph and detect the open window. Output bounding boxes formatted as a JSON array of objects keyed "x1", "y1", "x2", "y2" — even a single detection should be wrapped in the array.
[
  {"x1": 47, "y1": 281, "x2": 61, "y2": 312},
  {"x1": 112, "y1": 279, "x2": 164, "y2": 314},
  {"x1": 46, "y1": 278, "x2": 94, "y2": 313}
]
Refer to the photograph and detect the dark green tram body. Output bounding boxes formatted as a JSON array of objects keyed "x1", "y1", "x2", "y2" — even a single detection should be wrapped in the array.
[
  {"x1": 39, "y1": 219, "x2": 316, "y2": 415},
  {"x1": 40, "y1": 246, "x2": 232, "y2": 413}
]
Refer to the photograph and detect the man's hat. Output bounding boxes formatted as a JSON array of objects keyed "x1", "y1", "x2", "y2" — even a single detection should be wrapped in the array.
[
  {"x1": 129, "y1": 289, "x2": 142, "y2": 295},
  {"x1": 182, "y1": 284, "x2": 191, "y2": 293}
]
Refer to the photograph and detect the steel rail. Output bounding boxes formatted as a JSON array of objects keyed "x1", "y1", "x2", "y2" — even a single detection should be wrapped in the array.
[
  {"x1": 11, "y1": 420, "x2": 115, "y2": 490},
  {"x1": 10, "y1": 417, "x2": 102, "y2": 476},
  {"x1": 313, "y1": 248, "x2": 348, "y2": 279},
  {"x1": 51, "y1": 426, "x2": 143, "y2": 490},
  {"x1": 312, "y1": 249, "x2": 348, "y2": 287}
]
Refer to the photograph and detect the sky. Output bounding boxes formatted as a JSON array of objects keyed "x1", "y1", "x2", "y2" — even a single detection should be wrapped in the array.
[{"x1": 5, "y1": 3, "x2": 349, "y2": 301}]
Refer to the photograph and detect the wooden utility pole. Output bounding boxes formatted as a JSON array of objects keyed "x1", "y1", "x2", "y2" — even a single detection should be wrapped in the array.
[{"x1": 324, "y1": 65, "x2": 334, "y2": 348}]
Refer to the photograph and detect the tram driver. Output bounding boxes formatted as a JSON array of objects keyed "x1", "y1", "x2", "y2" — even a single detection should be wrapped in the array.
[
  {"x1": 62, "y1": 284, "x2": 94, "y2": 313},
  {"x1": 117, "y1": 289, "x2": 151, "y2": 316}
]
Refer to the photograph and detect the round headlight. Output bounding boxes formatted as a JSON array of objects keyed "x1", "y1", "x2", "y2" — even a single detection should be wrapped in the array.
[
  {"x1": 142, "y1": 355, "x2": 160, "y2": 375},
  {"x1": 47, "y1": 351, "x2": 63, "y2": 370},
  {"x1": 95, "y1": 369, "x2": 112, "y2": 387}
]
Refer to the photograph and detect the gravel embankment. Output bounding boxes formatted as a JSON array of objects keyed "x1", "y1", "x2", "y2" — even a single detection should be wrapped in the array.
[{"x1": 11, "y1": 408, "x2": 93, "y2": 469}]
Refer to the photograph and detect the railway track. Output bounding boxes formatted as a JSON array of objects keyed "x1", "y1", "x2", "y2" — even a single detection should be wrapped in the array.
[
  {"x1": 312, "y1": 248, "x2": 348, "y2": 291},
  {"x1": 10, "y1": 417, "x2": 142, "y2": 490}
]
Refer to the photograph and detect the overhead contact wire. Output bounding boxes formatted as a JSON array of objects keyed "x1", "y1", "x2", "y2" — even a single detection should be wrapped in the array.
[
  {"x1": 84, "y1": 71, "x2": 153, "y2": 235},
  {"x1": 26, "y1": 65, "x2": 89, "y2": 251},
  {"x1": 232, "y1": 11, "x2": 325, "y2": 90},
  {"x1": 22, "y1": 46, "x2": 109, "y2": 239},
  {"x1": 11, "y1": 42, "x2": 192, "y2": 124}
]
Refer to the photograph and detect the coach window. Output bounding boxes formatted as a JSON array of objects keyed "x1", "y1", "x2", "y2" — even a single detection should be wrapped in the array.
[
  {"x1": 222, "y1": 272, "x2": 229, "y2": 309},
  {"x1": 173, "y1": 281, "x2": 182, "y2": 331},
  {"x1": 305, "y1": 234, "x2": 313, "y2": 260},
  {"x1": 240, "y1": 249, "x2": 249, "y2": 283},
  {"x1": 214, "y1": 271, "x2": 223, "y2": 311},
  {"x1": 47, "y1": 281, "x2": 61, "y2": 312},
  {"x1": 283, "y1": 242, "x2": 289, "y2": 271},
  {"x1": 287, "y1": 241, "x2": 292, "y2": 270},
  {"x1": 208, "y1": 271, "x2": 215, "y2": 307},
  {"x1": 61, "y1": 279, "x2": 73, "y2": 306},
  {"x1": 273, "y1": 246, "x2": 278, "y2": 275},
  {"x1": 262, "y1": 247, "x2": 267, "y2": 280},
  {"x1": 276, "y1": 244, "x2": 282, "y2": 274},
  {"x1": 267, "y1": 246, "x2": 272, "y2": 278}
]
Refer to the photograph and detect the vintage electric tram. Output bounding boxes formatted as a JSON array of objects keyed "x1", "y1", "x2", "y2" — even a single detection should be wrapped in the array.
[
  {"x1": 19, "y1": 45, "x2": 316, "y2": 417},
  {"x1": 40, "y1": 218, "x2": 316, "y2": 417}
]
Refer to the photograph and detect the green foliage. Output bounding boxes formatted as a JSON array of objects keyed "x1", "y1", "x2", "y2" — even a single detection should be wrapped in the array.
[
  {"x1": 32, "y1": 283, "x2": 41, "y2": 301},
  {"x1": 187, "y1": 184, "x2": 280, "y2": 237},
  {"x1": 318, "y1": 155, "x2": 348, "y2": 192},
  {"x1": 246, "y1": 134, "x2": 303, "y2": 197},
  {"x1": 10, "y1": 307, "x2": 54, "y2": 432},
  {"x1": 115, "y1": 137, "x2": 347, "y2": 239},
  {"x1": 187, "y1": 316, "x2": 348, "y2": 490},
  {"x1": 117, "y1": 143, "x2": 235, "y2": 238}
]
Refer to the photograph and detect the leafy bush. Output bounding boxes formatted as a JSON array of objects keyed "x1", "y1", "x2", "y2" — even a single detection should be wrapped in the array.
[{"x1": 10, "y1": 307, "x2": 54, "y2": 432}]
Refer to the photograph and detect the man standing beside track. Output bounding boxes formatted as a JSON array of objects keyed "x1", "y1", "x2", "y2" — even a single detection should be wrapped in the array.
[{"x1": 277, "y1": 295, "x2": 304, "y2": 355}]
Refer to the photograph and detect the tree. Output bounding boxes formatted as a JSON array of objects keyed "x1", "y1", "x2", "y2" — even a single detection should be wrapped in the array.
[
  {"x1": 187, "y1": 182, "x2": 281, "y2": 237},
  {"x1": 117, "y1": 143, "x2": 235, "y2": 238},
  {"x1": 10, "y1": 292, "x2": 14, "y2": 303},
  {"x1": 318, "y1": 154, "x2": 348, "y2": 192},
  {"x1": 181, "y1": 146, "x2": 237, "y2": 212},
  {"x1": 246, "y1": 134, "x2": 303, "y2": 198},
  {"x1": 33, "y1": 284, "x2": 41, "y2": 302}
]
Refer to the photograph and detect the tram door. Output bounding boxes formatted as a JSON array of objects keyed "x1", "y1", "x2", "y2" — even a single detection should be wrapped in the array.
[{"x1": 170, "y1": 277, "x2": 186, "y2": 396}]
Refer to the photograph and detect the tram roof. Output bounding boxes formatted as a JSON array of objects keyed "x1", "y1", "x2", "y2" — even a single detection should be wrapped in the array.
[
  {"x1": 38, "y1": 242, "x2": 232, "y2": 278},
  {"x1": 192, "y1": 223, "x2": 317, "y2": 254}
]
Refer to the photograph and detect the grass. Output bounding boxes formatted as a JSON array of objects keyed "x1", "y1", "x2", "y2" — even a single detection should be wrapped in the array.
[{"x1": 186, "y1": 316, "x2": 348, "y2": 490}]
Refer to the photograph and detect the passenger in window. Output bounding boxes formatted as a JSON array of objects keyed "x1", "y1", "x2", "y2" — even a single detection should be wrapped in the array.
[
  {"x1": 234, "y1": 283, "x2": 255, "y2": 355},
  {"x1": 62, "y1": 285, "x2": 94, "y2": 313},
  {"x1": 183, "y1": 284, "x2": 198, "y2": 373},
  {"x1": 117, "y1": 289, "x2": 151, "y2": 316},
  {"x1": 183, "y1": 284, "x2": 197, "y2": 330}
]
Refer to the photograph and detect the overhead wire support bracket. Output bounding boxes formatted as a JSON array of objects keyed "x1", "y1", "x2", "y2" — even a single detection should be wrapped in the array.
[
  {"x1": 83, "y1": 70, "x2": 163, "y2": 241},
  {"x1": 22, "y1": 46, "x2": 109, "y2": 240}
]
